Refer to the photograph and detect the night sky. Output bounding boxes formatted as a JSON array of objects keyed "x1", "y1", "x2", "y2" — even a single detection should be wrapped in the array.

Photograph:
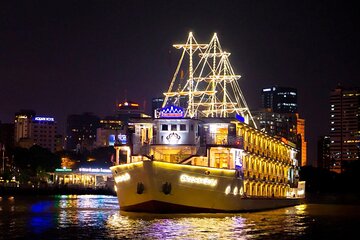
[{"x1": 1, "y1": 0, "x2": 359, "y2": 165}]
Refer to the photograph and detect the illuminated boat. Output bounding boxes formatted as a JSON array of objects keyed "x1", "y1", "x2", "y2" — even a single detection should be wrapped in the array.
[{"x1": 110, "y1": 33, "x2": 305, "y2": 213}]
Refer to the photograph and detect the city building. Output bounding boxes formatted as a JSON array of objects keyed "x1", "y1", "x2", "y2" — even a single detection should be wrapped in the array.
[
  {"x1": 329, "y1": 86, "x2": 360, "y2": 173},
  {"x1": 254, "y1": 110, "x2": 298, "y2": 143},
  {"x1": 53, "y1": 167, "x2": 113, "y2": 189},
  {"x1": 116, "y1": 100, "x2": 150, "y2": 122},
  {"x1": 65, "y1": 112, "x2": 100, "y2": 151},
  {"x1": 296, "y1": 114, "x2": 307, "y2": 167},
  {"x1": 261, "y1": 86, "x2": 298, "y2": 113},
  {"x1": 151, "y1": 97, "x2": 164, "y2": 117},
  {"x1": 317, "y1": 135, "x2": 331, "y2": 169},
  {"x1": 14, "y1": 110, "x2": 36, "y2": 143},
  {"x1": 96, "y1": 118, "x2": 126, "y2": 147},
  {"x1": 14, "y1": 110, "x2": 58, "y2": 152},
  {"x1": 255, "y1": 87, "x2": 307, "y2": 166},
  {"x1": 29, "y1": 116, "x2": 57, "y2": 152}
]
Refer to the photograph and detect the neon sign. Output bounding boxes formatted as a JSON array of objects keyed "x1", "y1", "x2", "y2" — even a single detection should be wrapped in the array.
[
  {"x1": 55, "y1": 168, "x2": 72, "y2": 172},
  {"x1": 34, "y1": 117, "x2": 55, "y2": 122},
  {"x1": 179, "y1": 174, "x2": 218, "y2": 187},
  {"x1": 160, "y1": 105, "x2": 184, "y2": 118},
  {"x1": 79, "y1": 168, "x2": 111, "y2": 173}
]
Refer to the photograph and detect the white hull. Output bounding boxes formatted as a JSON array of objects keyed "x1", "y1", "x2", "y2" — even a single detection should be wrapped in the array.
[{"x1": 111, "y1": 161, "x2": 303, "y2": 213}]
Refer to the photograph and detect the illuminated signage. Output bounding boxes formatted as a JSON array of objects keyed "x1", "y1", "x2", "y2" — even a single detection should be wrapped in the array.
[
  {"x1": 55, "y1": 168, "x2": 72, "y2": 172},
  {"x1": 179, "y1": 174, "x2": 218, "y2": 187},
  {"x1": 34, "y1": 117, "x2": 55, "y2": 122},
  {"x1": 109, "y1": 134, "x2": 127, "y2": 146},
  {"x1": 160, "y1": 105, "x2": 184, "y2": 118},
  {"x1": 79, "y1": 168, "x2": 111, "y2": 173},
  {"x1": 114, "y1": 173, "x2": 130, "y2": 183}
]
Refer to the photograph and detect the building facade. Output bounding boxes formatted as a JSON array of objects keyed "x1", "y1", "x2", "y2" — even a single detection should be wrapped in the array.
[
  {"x1": 14, "y1": 110, "x2": 36, "y2": 143},
  {"x1": 329, "y1": 86, "x2": 360, "y2": 173},
  {"x1": 14, "y1": 110, "x2": 58, "y2": 152},
  {"x1": 65, "y1": 112, "x2": 100, "y2": 151},
  {"x1": 261, "y1": 86, "x2": 298, "y2": 113},
  {"x1": 255, "y1": 87, "x2": 307, "y2": 166},
  {"x1": 317, "y1": 135, "x2": 331, "y2": 169}
]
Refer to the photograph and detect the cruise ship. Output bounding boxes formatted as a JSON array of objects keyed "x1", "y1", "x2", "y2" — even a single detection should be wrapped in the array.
[{"x1": 110, "y1": 33, "x2": 305, "y2": 213}]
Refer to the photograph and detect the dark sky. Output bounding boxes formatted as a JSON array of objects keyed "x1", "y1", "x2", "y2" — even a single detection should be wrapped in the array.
[{"x1": 1, "y1": 0, "x2": 359, "y2": 165}]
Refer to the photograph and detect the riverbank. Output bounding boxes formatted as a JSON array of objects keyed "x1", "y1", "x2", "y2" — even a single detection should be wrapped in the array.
[{"x1": 0, "y1": 186, "x2": 116, "y2": 196}]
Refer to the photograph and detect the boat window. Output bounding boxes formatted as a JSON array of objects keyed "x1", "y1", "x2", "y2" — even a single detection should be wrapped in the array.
[
  {"x1": 171, "y1": 124, "x2": 177, "y2": 131},
  {"x1": 161, "y1": 124, "x2": 168, "y2": 131},
  {"x1": 180, "y1": 124, "x2": 186, "y2": 131}
]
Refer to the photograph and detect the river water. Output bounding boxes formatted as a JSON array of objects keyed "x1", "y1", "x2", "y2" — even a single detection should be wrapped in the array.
[{"x1": 0, "y1": 195, "x2": 359, "y2": 239}]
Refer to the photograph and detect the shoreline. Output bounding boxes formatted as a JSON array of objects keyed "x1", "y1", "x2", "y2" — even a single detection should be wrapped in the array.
[{"x1": 0, "y1": 186, "x2": 116, "y2": 196}]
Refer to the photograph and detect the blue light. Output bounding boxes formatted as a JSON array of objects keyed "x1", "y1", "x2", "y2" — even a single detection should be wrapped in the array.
[
  {"x1": 236, "y1": 114, "x2": 245, "y2": 123},
  {"x1": 33, "y1": 116, "x2": 55, "y2": 122},
  {"x1": 160, "y1": 105, "x2": 184, "y2": 118}
]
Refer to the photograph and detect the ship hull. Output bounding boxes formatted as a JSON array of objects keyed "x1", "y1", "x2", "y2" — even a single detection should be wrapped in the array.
[{"x1": 111, "y1": 161, "x2": 303, "y2": 213}]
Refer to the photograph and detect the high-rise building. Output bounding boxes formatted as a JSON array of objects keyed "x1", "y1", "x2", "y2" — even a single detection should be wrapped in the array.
[
  {"x1": 30, "y1": 116, "x2": 57, "y2": 152},
  {"x1": 14, "y1": 110, "x2": 36, "y2": 143},
  {"x1": 65, "y1": 112, "x2": 100, "y2": 151},
  {"x1": 329, "y1": 86, "x2": 360, "y2": 173},
  {"x1": 261, "y1": 87, "x2": 297, "y2": 113},
  {"x1": 14, "y1": 110, "x2": 58, "y2": 152},
  {"x1": 296, "y1": 114, "x2": 307, "y2": 167},
  {"x1": 256, "y1": 87, "x2": 307, "y2": 166},
  {"x1": 317, "y1": 136, "x2": 331, "y2": 169},
  {"x1": 254, "y1": 110, "x2": 298, "y2": 143}
]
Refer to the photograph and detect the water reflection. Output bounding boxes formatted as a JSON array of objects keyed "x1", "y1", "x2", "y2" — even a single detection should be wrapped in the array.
[
  {"x1": 106, "y1": 205, "x2": 310, "y2": 239},
  {"x1": 1, "y1": 196, "x2": 359, "y2": 239}
]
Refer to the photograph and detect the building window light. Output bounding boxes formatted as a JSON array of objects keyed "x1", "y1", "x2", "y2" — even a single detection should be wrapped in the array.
[{"x1": 331, "y1": 128, "x2": 335, "y2": 131}]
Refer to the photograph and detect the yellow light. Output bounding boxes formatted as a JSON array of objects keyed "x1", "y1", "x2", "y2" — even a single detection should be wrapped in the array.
[
  {"x1": 225, "y1": 186, "x2": 231, "y2": 195},
  {"x1": 114, "y1": 185, "x2": 117, "y2": 192},
  {"x1": 114, "y1": 173, "x2": 130, "y2": 183},
  {"x1": 233, "y1": 186, "x2": 238, "y2": 195},
  {"x1": 239, "y1": 186, "x2": 244, "y2": 195},
  {"x1": 179, "y1": 174, "x2": 217, "y2": 187}
]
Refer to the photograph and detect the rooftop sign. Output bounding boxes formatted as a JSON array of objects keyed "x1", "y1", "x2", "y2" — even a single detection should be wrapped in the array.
[
  {"x1": 160, "y1": 105, "x2": 184, "y2": 118},
  {"x1": 34, "y1": 117, "x2": 55, "y2": 122}
]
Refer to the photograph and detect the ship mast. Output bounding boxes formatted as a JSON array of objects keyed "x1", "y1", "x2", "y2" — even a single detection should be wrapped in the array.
[{"x1": 163, "y1": 32, "x2": 257, "y2": 128}]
